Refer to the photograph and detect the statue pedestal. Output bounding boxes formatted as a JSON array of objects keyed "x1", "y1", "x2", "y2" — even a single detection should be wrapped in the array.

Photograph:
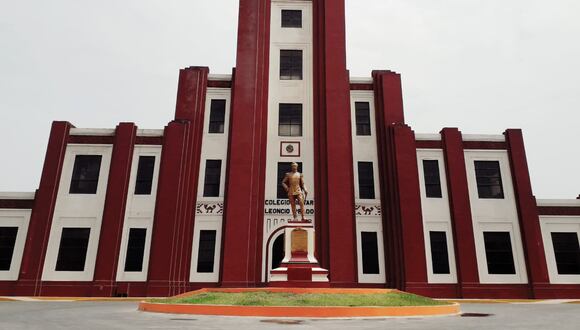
[{"x1": 269, "y1": 220, "x2": 329, "y2": 286}]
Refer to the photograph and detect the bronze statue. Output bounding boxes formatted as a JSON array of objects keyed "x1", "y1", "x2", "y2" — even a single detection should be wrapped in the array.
[{"x1": 282, "y1": 162, "x2": 309, "y2": 221}]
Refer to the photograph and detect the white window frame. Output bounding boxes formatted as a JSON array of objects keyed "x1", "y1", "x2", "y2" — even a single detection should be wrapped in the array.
[
  {"x1": 0, "y1": 210, "x2": 31, "y2": 281},
  {"x1": 540, "y1": 216, "x2": 580, "y2": 284},
  {"x1": 189, "y1": 217, "x2": 222, "y2": 283},
  {"x1": 423, "y1": 221, "x2": 458, "y2": 284},
  {"x1": 356, "y1": 218, "x2": 386, "y2": 284}
]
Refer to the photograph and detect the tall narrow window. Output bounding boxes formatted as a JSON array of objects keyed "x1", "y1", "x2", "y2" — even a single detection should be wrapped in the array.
[
  {"x1": 134, "y1": 156, "x2": 155, "y2": 195},
  {"x1": 277, "y1": 162, "x2": 303, "y2": 199},
  {"x1": 423, "y1": 160, "x2": 443, "y2": 198},
  {"x1": 280, "y1": 50, "x2": 303, "y2": 80},
  {"x1": 355, "y1": 102, "x2": 371, "y2": 136},
  {"x1": 55, "y1": 228, "x2": 91, "y2": 272},
  {"x1": 124, "y1": 228, "x2": 147, "y2": 272},
  {"x1": 429, "y1": 231, "x2": 450, "y2": 274},
  {"x1": 475, "y1": 161, "x2": 505, "y2": 199},
  {"x1": 203, "y1": 160, "x2": 222, "y2": 197},
  {"x1": 208, "y1": 99, "x2": 226, "y2": 134},
  {"x1": 279, "y1": 104, "x2": 303, "y2": 136},
  {"x1": 196, "y1": 230, "x2": 217, "y2": 273},
  {"x1": 361, "y1": 232, "x2": 380, "y2": 274},
  {"x1": 358, "y1": 162, "x2": 375, "y2": 199},
  {"x1": 483, "y1": 232, "x2": 516, "y2": 275},
  {"x1": 0, "y1": 227, "x2": 18, "y2": 271},
  {"x1": 551, "y1": 232, "x2": 580, "y2": 275},
  {"x1": 69, "y1": 155, "x2": 102, "y2": 194},
  {"x1": 281, "y1": 9, "x2": 302, "y2": 28}
]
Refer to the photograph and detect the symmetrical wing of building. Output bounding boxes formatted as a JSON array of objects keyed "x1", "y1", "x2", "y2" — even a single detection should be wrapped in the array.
[{"x1": 1, "y1": 0, "x2": 579, "y2": 298}]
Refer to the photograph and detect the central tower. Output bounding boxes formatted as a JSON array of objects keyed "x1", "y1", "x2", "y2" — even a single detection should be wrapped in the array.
[{"x1": 220, "y1": 0, "x2": 358, "y2": 287}]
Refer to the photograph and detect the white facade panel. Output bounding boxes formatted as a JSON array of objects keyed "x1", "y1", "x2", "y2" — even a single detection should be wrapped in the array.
[
  {"x1": 0, "y1": 209, "x2": 31, "y2": 281},
  {"x1": 540, "y1": 216, "x2": 580, "y2": 284}
]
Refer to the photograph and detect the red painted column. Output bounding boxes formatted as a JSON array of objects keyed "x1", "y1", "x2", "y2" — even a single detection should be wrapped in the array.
[
  {"x1": 147, "y1": 67, "x2": 208, "y2": 296},
  {"x1": 312, "y1": 0, "x2": 358, "y2": 286},
  {"x1": 441, "y1": 128, "x2": 479, "y2": 296},
  {"x1": 15, "y1": 121, "x2": 72, "y2": 296},
  {"x1": 391, "y1": 124, "x2": 429, "y2": 293},
  {"x1": 504, "y1": 129, "x2": 550, "y2": 297},
  {"x1": 372, "y1": 71, "x2": 405, "y2": 125},
  {"x1": 91, "y1": 123, "x2": 137, "y2": 297},
  {"x1": 221, "y1": 0, "x2": 271, "y2": 287}
]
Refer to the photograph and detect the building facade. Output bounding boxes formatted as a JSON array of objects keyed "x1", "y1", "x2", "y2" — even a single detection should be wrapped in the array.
[{"x1": 1, "y1": 0, "x2": 579, "y2": 298}]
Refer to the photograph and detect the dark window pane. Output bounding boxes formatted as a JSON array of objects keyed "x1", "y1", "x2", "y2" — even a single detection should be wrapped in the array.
[
  {"x1": 551, "y1": 232, "x2": 580, "y2": 275},
  {"x1": 361, "y1": 232, "x2": 380, "y2": 274},
  {"x1": 69, "y1": 155, "x2": 102, "y2": 194},
  {"x1": 279, "y1": 104, "x2": 303, "y2": 137},
  {"x1": 277, "y1": 162, "x2": 303, "y2": 199},
  {"x1": 196, "y1": 230, "x2": 217, "y2": 273},
  {"x1": 429, "y1": 231, "x2": 450, "y2": 274},
  {"x1": 483, "y1": 232, "x2": 516, "y2": 275},
  {"x1": 0, "y1": 227, "x2": 18, "y2": 271},
  {"x1": 475, "y1": 161, "x2": 505, "y2": 199},
  {"x1": 203, "y1": 160, "x2": 222, "y2": 197},
  {"x1": 271, "y1": 235, "x2": 285, "y2": 270},
  {"x1": 358, "y1": 162, "x2": 375, "y2": 199},
  {"x1": 134, "y1": 156, "x2": 155, "y2": 195},
  {"x1": 281, "y1": 9, "x2": 302, "y2": 28},
  {"x1": 355, "y1": 102, "x2": 371, "y2": 136},
  {"x1": 124, "y1": 228, "x2": 147, "y2": 272},
  {"x1": 55, "y1": 228, "x2": 91, "y2": 272},
  {"x1": 423, "y1": 160, "x2": 443, "y2": 198},
  {"x1": 280, "y1": 50, "x2": 303, "y2": 80},
  {"x1": 209, "y1": 99, "x2": 226, "y2": 134}
]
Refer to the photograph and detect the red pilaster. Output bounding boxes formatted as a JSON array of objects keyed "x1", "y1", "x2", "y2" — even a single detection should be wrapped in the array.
[
  {"x1": 313, "y1": 0, "x2": 358, "y2": 286},
  {"x1": 221, "y1": 0, "x2": 271, "y2": 287},
  {"x1": 441, "y1": 128, "x2": 479, "y2": 295},
  {"x1": 504, "y1": 129, "x2": 550, "y2": 297},
  {"x1": 391, "y1": 125, "x2": 428, "y2": 293},
  {"x1": 372, "y1": 71, "x2": 405, "y2": 126},
  {"x1": 91, "y1": 123, "x2": 137, "y2": 297},
  {"x1": 148, "y1": 67, "x2": 208, "y2": 296},
  {"x1": 15, "y1": 121, "x2": 72, "y2": 296}
]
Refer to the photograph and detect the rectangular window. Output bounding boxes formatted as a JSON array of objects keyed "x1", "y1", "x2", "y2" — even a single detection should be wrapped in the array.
[
  {"x1": 475, "y1": 161, "x2": 505, "y2": 199},
  {"x1": 279, "y1": 103, "x2": 303, "y2": 137},
  {"x1": 196, "y1": 230, "x2": 217, "y2": 273},
  {"x1": 281, "y1": 9, "x2": 302, "y2": 28},
  {"x1": 203, "y1": 160, "x2": 222, "y2": 197},
  {"x1": 429, "y1": 231, "x2": 450, "y2": 274},
  {"x1": 551, "y1": 232, "x2": 580, "y2": 275},
  {"x1": 483, "y1": 232, "x2": 516, "y2": 275},
  {"x1": 69, "y1": 155, "x2": 102, "y2": 194},
  {"x1": 208, "y1": 99, "x2": 226, "y2": 134},
  {"x1": 358, "y1": 162, "x2": 376, "y2": 199},
  {"x1": 277, "y1": 162, "x2": 303, "y2": 199},
  {"x1": 55, "y1": 228, "x2": 91, "y2": 272},
  {"x1": 124, "y1": 228, "x2": 147, "y2": 272},
  {"x1": 280, "y1": 50, "x2": 303, "y2": 80},
  {"x1": 361, "y1": 232, "x2": 380, "y2": 274},
  {"x1": 355, "y1": 102, "x2": 371, "y2": 136},
  {"x1": 0, "y1": 227, "x2": 18, "y2": 271},
  {"x1": 134, "y1": 156, "x2": 155, "y2": 195},
  {"x1": 423, "y1": 160, "x2": 443, "y2": 198}
]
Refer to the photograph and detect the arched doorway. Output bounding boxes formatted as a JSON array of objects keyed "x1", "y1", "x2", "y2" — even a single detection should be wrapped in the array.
[{"x1": 271, "y1": 234, "x2": 285, "y2": 270}]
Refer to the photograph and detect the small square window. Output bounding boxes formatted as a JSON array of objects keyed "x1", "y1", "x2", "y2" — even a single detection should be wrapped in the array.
[
  {"x1": 551, "y1": 232, "x2": 580, "y2": 275},
  {"x1": 69, "y1": 155, "x2": 102, "y2": 194},
  {"x1": 281, "y1": 10, "x2": 302, "y2": 28},
  {"x1": 280, "y1": 50, "x2": 303, "y2": 80},
  {"x1": 475, "y1": 161, "x2": 505, "y2": 199},
  {"x1": 483, "y1": 232, "x2": 516, "y2": 275},
  {"x1": 279, "y1": 104, "x2": 303, "y2": 137},
  {"x1": 55, "y1": 228, "x2": 91, "y2": 272}
]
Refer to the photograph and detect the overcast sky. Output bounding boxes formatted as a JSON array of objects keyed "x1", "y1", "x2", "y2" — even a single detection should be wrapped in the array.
[{"x1": 0, "y1": 0, "x2": 578, "y2": 199}]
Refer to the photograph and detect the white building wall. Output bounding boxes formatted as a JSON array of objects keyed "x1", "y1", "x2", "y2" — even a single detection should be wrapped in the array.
[
  {"x1": 189, "y1": 88, "x2": 231, "y2": 283},
  {"x1": 0, "y1": 209, "x2": 31, "y2": 281},
  {"x1": 464, "y1": 150, "x2": 528, "y2": 284},
  {"x1": 539, "y1": 214, "x2": 580, "y2": 284},
  {"x1": 350, "y1": 90, "x2": 386, "y2": 284},
  {"x1": 262, "y1": 0, "x2": 315, "y2": 282},
  {"x1": 42, "y1": 144, "x2": 113, "y2": 282},
  {"x1": 115, "y1": 145, "x2": 162, "y2": 282},
  {"x1": 416, "y1": 149, "x2": 458, "y2": 284}
]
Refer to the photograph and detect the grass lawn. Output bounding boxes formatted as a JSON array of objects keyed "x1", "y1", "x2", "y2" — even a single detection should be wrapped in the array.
[{"x1": 151, "y1": 291, "x2": 448, "y2": 307}]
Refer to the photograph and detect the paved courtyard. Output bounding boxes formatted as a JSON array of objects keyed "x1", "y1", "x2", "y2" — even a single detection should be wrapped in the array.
[{"x1": 0, "y1": 301, "x2": 579, "y2": 330}]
